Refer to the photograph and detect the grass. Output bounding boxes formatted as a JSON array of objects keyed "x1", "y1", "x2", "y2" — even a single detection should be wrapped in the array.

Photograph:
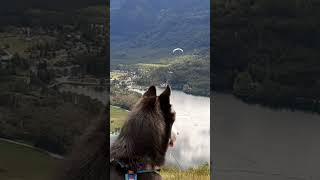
[
  {"x1": 136, "y1": 63, "x2": 168, "y2": 72},
  {"x1": 0, "y1": 36, "x2": 32, "y2": 57},
  {"x1": 0, "y1": 33, "x2": 55, "y2": 57},
  {"x1": 110, "y1": 47, "x2": 173, "y2": 66},
  {"x1": 137, "y1": 63, "x2": 169, "y2": 68},
  {"x1": 110, "y1": 71, "x2": 126, "y2": 80},
  {"x1": 110, "y1": 106, "x2": 129, "y2": 133},
  {"x1": 0, "y1": 140, "x2": 60, "y2": 180},
  {"x1": 161, "y1": 163, "x2": 210, "y2": 180}
]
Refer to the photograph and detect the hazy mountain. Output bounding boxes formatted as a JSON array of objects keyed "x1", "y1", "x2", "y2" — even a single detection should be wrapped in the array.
[{"x1": 110, "y1": 0, "x2": 210, "y2": 65}]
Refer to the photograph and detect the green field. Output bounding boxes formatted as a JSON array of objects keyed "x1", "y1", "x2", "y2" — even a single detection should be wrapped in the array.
[
  {"x1": 161, "y1": 164, "x2": 210, "y2": 180},
  {"x1": 0, "y1": 36, "x2": 31, "y2": 57},
  {"x1": 110, "y1": 106, "x2": 128, "y2": 133},
  {"x1": 110, "y1": 71, "x2": 126, "y2": 80},
  {"x1": 0, "y1": 34, "x2": 55, "y2": 57},
  {"x1": 0, "y1": 140, "x2": 59, "y2": 180}
]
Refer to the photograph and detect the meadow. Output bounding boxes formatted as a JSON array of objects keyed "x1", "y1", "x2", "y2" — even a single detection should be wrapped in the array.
[
  {"x1": 110, "y1": 105, "x2": 128, "y2": 133},
  {"x1": 161, "y1": 164, "x2": 210, "y2": 180},
  {"x1": 0, "y1": 140, "x2": 59, "y2": 180},
  {"x1": 0, "y1": 33, "x2": 55, "y2": 58}
]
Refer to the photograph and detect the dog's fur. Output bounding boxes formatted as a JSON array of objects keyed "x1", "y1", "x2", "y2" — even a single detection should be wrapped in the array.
[
  {"x1": 59, "y1": 86, "x2": 175, "y2": 180},
  {"x1": 58, "y1": 108, "x2": 109, "y2": 180},
  {"x1": 110, "y1": 85, "x2": 175, "y2": 179}
]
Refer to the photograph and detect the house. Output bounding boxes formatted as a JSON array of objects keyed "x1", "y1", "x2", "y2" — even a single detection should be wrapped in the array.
[
  {"x1": 55, "y1": 49, "x2": 68, "y2": 59},
  {"x1": 0, "y1": 49, "x2": 13, "y2": 68}
]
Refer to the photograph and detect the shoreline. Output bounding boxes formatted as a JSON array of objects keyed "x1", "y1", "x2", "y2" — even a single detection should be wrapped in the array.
[
  {"x1": 214, "y1": 91, "x2": 320, "y2": 115},
  {"x1": 0, "y1": 138, "x2": 64, "y2": 160}
]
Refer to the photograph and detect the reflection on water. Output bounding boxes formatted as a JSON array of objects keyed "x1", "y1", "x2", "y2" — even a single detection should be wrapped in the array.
[
  {"x1": 59, "y1": 84, "x2": 210, "y2": 169},
  {"x1": 213, "y1": 93, "x2": 320, "y2": 180},
  {"x1": 58, "y1": 85, "x2": 108, "y2": 105}
]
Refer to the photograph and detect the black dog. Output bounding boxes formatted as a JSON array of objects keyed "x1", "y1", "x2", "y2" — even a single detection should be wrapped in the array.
[
  {"x1": 110, "y1": 85, "x2": 176, "y2": 180},
  {"x1": 58, "y1": 85, "x2": 176, "y2": 180}
]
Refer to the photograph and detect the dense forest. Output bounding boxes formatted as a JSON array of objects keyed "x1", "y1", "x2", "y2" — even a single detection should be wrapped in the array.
[{"x1": 212, "y1": 0, "x2": 320, "y2": 112}]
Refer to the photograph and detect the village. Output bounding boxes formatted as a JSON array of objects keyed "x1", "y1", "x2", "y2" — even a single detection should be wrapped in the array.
[{"x1": 0, "y1": 24, "x2": 108, "y2": 88}]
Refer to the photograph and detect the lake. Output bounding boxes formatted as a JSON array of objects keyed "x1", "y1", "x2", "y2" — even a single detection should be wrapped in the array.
[
  {"x1": 58, "y1": 85, "x2": 210, "y2": 169},
  {"x1": 213, "y1": 93, "x2": 320, "y2": 180},
  {"x1": 58, "y1": 84, "x2": 108, "y2": 105}
]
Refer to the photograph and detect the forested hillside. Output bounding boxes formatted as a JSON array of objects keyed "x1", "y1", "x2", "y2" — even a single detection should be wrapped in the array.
[
  {"x1": 115, "y1": 54, "x2": 210, "y2": 96},
  {"x1": 110, "y1": 0, "x2": 210, "y2": 65},
  {"x1": 212, "y1": 0, "x2": 320, "y2": 111}
]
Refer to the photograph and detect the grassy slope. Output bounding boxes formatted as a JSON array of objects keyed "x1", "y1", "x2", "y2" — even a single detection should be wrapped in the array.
[
  {"x1": 161, "y1": 164, "x2": 210, "y2": 180},
  {"x1": 0, "y1": 34, "x2": 55, "y2": 57},
  {"x1": 110, "y1": 71, "x2": 126, "y2": 80},
  {"x1": 110, "y1": 106, "x2": 128, "y2": 133},
  {"x1": 0, "y1": 36, "x2": 32, "y2": 57},
  {"x1": 0, "y1": 140, "x2": 59, "y2": 180}
]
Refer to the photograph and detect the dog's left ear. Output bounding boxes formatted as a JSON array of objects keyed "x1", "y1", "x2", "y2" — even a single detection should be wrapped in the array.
[
  {"x1": 143, "y1": 86, "x2": 156, "y2": 97},
  {"x1": 159, "y1": 85, "x2": 171, "y2": 106}
]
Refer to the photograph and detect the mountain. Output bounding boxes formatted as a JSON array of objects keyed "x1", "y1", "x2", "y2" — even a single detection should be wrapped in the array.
[{"x1": 110, "y1": 0, "x2": 210, "y2": 65}]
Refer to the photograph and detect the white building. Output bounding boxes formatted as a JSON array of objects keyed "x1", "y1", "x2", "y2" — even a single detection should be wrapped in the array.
[{"x1": 0, "y1": 49, "x2": 13, "y2": 68}]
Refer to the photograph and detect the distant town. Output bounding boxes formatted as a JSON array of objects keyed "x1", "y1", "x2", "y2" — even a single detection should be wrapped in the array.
[{"x1": 1, "y1": 24, "x2": 108, "y2": 88}]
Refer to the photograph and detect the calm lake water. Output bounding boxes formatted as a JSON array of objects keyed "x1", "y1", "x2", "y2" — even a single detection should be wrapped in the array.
[
  {"x1": 58, "y1": 85, "x2": 210, "y2": 169},
  {"x1": 213, "y1": 93, "x2": 320, "y2": 180},
  {"x1": 58, "y1": 85, "x2": 108, "y2": 105}
]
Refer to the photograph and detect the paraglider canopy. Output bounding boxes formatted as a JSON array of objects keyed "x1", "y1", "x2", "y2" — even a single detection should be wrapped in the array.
[{"x1": 172, "y1": 48, "x2": 184, "y2": 54}]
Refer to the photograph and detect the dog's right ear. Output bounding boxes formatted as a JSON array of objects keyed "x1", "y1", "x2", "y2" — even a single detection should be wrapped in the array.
[
  {"x1": 143, "y1": 86, "x2": 156, "y2": 97},
  {"x1": 159, "y1": 85, "x2": 171, "y2": 106}
]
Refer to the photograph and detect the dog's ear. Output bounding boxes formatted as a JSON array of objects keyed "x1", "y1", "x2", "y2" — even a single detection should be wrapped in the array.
[
  {"x1": 143, "y1": 85, "x2": 156, "y2": 97},
  {"x1": 159, "y1": 85, "x2": 171, "y2": 106}
]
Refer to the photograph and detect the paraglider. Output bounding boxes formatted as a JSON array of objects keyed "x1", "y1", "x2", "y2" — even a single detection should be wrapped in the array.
[{"x1": 172, "y1": 48, "x2": 184, "y2": 54}]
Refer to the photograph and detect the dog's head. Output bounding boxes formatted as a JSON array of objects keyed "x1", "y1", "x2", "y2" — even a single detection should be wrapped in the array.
[
  {"x1": 139, "y1": 85, "x2": 177, "y2": 149},
  {"x1": 111, "y1": 85, "x2": 176, "y2": 166}
]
